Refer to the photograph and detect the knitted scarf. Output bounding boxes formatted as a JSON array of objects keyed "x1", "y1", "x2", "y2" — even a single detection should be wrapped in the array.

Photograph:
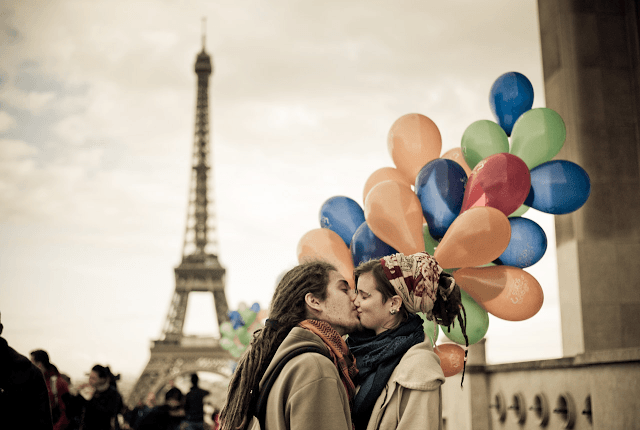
[
  {"x1": 298, "y1": 320, "x2": 359, "y2": 407},
  {"x1": 346, "y1": 313, "x2": 425, "y2": 430}
]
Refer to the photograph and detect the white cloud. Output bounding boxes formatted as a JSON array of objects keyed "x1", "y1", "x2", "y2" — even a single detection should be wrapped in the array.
[
  {"x1": 0, "y1": 111, "x2": 17, "y2": 132},
  {"x1": 0, "y1": 86, "x2": 56, "y2": 114}
]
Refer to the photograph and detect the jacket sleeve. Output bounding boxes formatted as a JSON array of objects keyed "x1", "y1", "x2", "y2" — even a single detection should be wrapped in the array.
[
  {"x1": 395, "y1": 386, "x2": 442, "y2": 430},
  {"x1": 287, "y1": 376, "x2": 353, "y2": 430},
  {"x1": 53, "y1": 378, "x2": 70, "y2": 430}
]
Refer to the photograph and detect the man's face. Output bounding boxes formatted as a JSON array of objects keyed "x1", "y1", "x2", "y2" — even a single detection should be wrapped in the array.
[{"x1": 315, "y1": 270, "x2": 360, "y2": 336}]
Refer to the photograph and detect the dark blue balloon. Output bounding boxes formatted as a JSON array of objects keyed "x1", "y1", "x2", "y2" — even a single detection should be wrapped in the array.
[
  {"x1": 228, "y1": 311, "x2": 244, "y2": 329},
  {"x1": 319, "y1": 196, "x2": 365, "y2": 247},
  {"x1": 351, "y1": 222, "x2": 397, "y2": 267},
  {"x1": 415, "y1": 159, "x2": 467, "y2": 240},
  {"x1": 494, "y1": 217, "x2": 547, "y2": 268},
  {"x1": 489, "y1": 72, "x2": 534, "y2": 136},
  {"x1": 524, "y1": 160, "x2": 591, "y2": 214}
]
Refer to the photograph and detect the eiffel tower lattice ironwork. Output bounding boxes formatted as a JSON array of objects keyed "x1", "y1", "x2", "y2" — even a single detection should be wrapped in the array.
[{"x1": 128, "y1": 28, "x2": 232, "y2": 407}]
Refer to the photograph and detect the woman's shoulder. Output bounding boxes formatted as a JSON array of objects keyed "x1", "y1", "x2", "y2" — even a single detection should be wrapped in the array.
[{"x1": 390, "y1": 339, "x2": 445, "y2": 390}]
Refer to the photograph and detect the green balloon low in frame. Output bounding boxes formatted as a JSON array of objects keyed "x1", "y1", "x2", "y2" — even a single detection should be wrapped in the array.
[
  {"x1": 510, "y1": 107, "x2": 566, "y2": 170},
  {"x1": 461, "y1": 120, "x2": 510, "y2": 170},
  {"x1": 442, "y1": 289, "x2": 489, "y2": 345}
]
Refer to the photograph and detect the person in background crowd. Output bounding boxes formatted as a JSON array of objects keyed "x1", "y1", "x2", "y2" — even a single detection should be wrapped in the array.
[
  {"x1": 125, "y1": 392, "x2": 156, "y2": 430},
  {"x1": 78, "y1": 364, "x2": 122, "y2": 430},
  {"x1": 0, "y1": 314, "x2": 53, "y2": 430},
  {"x1": 210, "y1": 408, "x2": 220, "y2": 430},
  {"x1": 60, "y1": 374, "x2": 86, "y2": 430},
  {"x1": 184, "y1": 373, "x2": 210, "y2": 430},
  {"x1": 31, "y1": 349, "x2": 71, "y2": 430},
  {"x1": 347, "y1": 252, "x2": 468, "y2": 430},
  {"x1": 137, "y1": 387, "x2": 185, "y2": 430}
]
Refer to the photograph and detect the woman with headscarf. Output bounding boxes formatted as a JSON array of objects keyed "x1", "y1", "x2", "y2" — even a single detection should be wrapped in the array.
[{"x1": 347, "y1": 252, "x2": 468, "y2": 430}]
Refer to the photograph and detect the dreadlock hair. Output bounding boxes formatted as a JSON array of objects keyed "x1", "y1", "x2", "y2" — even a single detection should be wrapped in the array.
[{"x1": 219, "y1": 260, "x2": 337, "y2": 430}]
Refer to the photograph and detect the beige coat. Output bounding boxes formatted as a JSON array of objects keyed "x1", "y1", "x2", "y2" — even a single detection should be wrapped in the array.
[
  {"x1": 363, "y1": 339, "x2": 445, "y2": 430},
  {"x1": 249, "y1": 327, "x2": 353, "y2": 430}
]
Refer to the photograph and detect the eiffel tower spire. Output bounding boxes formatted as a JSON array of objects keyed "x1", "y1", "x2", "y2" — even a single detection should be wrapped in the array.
[{"x1": 128, "y1": 26, "x2": 232, "y2": 407}]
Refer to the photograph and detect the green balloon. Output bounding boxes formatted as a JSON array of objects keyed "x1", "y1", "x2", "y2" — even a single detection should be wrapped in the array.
[
  {"x1": 442, "y1": 289, "x2": 489, "y2": 345},
  {"x1": 239, "y1": 309, "x2": 257, "y2": 327},
  {"x1": 510, "y1": 107, "x2": 566, "y2": 169},
  {"x1": 220, "y1": 337, "x2": 234, "y2": 350},
  {"x1": 509, "y1": 204, "x2": 530, "y2": 217},
  {"x1": 229, "y1": 345, "x2": 244, "y2": 358},
  {"x1": 220, "y1": 322, "x2": 235, "y2": 339},
  {"x1": 417, "y1": 312, "x2": 440, "y2": 345},
  {"x1": 461, "y1": 120, "x2": 510, "y2": 170},
  {"x1": 236, "y1": 327, "x2": 252, "y2": 346},
  {"x1": 422, "y1": 224, "x2": 439, "y2": 256}
]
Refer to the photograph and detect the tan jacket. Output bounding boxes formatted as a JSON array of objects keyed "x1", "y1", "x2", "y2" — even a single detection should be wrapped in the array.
[
  {"x1": 249, "y1": 327, "x2": 353, "y2": 430},
  {"x1": 364, "y1": 339, "x2": 445, "y2": 430}
]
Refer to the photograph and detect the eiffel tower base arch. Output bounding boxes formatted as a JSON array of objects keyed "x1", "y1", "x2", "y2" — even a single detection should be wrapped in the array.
[{"x1": 128, "y1": 340, "x2": 233, "y2": 407}]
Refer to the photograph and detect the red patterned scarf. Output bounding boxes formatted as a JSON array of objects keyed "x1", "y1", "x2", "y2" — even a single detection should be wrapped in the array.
[{"x1": 298, "y1": 319, "x2": 358, "y2": 406}]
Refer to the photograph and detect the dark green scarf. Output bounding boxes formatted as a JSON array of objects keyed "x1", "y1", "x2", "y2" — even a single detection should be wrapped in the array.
[{"x1": 347, "y1": 313, "x2": 425, "y2": 430}]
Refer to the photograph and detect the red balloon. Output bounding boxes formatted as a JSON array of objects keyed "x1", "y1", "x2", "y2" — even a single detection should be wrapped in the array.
[
  {"x1": 460, "y1": 153, "x2": 531, "y2": 216},
  {"x1": 434, "y1": 343, "x2": 465, "y2": 377}
]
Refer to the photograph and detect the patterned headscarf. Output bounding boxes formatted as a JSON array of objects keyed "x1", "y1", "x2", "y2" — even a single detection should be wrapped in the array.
[{"x1": 380, "y1": 252, "x2": 455, "y2": 321}]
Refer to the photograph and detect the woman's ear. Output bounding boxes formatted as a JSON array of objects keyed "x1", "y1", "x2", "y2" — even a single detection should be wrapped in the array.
[
  {"x1": 305, "y1": 292, "x2": 322, "y2": 314},
  {"x1": 390, "y1": 295, "x2": 403, "y2": 310}
]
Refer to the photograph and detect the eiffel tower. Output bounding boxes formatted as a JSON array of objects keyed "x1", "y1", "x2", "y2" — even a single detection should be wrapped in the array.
[{"x1": 128, "y1": 26, "x2": 232, "y2": 407}]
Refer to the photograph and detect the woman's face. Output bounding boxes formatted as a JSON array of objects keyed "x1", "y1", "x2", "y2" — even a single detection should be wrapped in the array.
[
  {"x1": 354, "y1": 272, "x2": 396, "y2": 335},
  {"x1": 88, "y1": 370, "x2": 105, "y2": 388}
]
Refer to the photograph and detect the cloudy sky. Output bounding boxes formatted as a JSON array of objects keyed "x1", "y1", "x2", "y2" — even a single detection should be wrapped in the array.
[{"x1": 1, "y1": 0, "x2": 563, "y2": 382}]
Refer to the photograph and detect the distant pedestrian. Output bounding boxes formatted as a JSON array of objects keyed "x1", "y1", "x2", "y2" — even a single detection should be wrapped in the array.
[
  {"x1": 0, "y1": 315, "x2": 53, "y2": 430},
  {"x1": 31, "y1": 349, "x2": 71, "y2": 430},
  {"x1": 184, "y1": 373, "x2": 210, "y2": 430},
  {"x1": 78, "y1": 364, "x2": 122, "y2": 430},
  {"x1": 137, "y1": 387, "x2": 185, "y2": 430}
]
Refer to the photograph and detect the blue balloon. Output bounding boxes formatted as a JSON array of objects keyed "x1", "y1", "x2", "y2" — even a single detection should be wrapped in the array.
[
  {"x1": 489, "y1": 72, "x2": 534, "y2": 136},
  {"x1": 319, "y1": 196, "x2": 365, "y2": 247},
  {"x1": 228, "y1": 311, "x2": 244, "y2": 329},
  {"x1": 351, "y1": 222, "x2": 397, "y2": 267},
  {"x1": 415, "y1": 159, "x2": 467, "y2": 240},
  {"x1": 524, "y1": 160, "x2": 591, "y2": 214},
  {"x1": 250, "y1": 302, "x2": 260, "y2": 313},
  {"x1": 494, "y1": 217, "x2": 547, "y2": 268}
]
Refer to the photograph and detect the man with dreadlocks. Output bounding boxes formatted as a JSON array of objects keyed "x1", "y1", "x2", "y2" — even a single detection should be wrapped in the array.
[{"x1": 219, "y1": 261, "x2": 361, "y2": 430}]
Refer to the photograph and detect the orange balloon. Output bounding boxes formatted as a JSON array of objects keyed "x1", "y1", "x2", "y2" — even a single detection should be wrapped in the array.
[
  {"x1": 434, "y1": 343, "x2": 465, "y2": 377},
  {"x1": 363, "y1": 167, "x2": 412, "y2": 204},
  {"x1": 441, "y1": 147, "x2": 472, "y2": 177},
  {"x1": 364, "y1": 180, "x2": 424, "y2": 255},
  {"x1": 453, "y1": 266, "x2": 544, "y2": 321},
  {"x1": 297, "y1": 228, "x2": 355, "y2": 288},
  {"x1": 387, "y1": 114, "x2": 442, "y2": 185},
  {"x1": 433, "y1": 207, "x2": 511, "y2": 269}
]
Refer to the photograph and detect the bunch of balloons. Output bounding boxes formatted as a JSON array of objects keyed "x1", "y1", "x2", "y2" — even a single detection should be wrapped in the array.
[
  {"x1": 297, "y1": 71, "x2": 591, "y2": 377},
  {"x1": 220, "y1": 303, "x2": 268, "y2": 358}
]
